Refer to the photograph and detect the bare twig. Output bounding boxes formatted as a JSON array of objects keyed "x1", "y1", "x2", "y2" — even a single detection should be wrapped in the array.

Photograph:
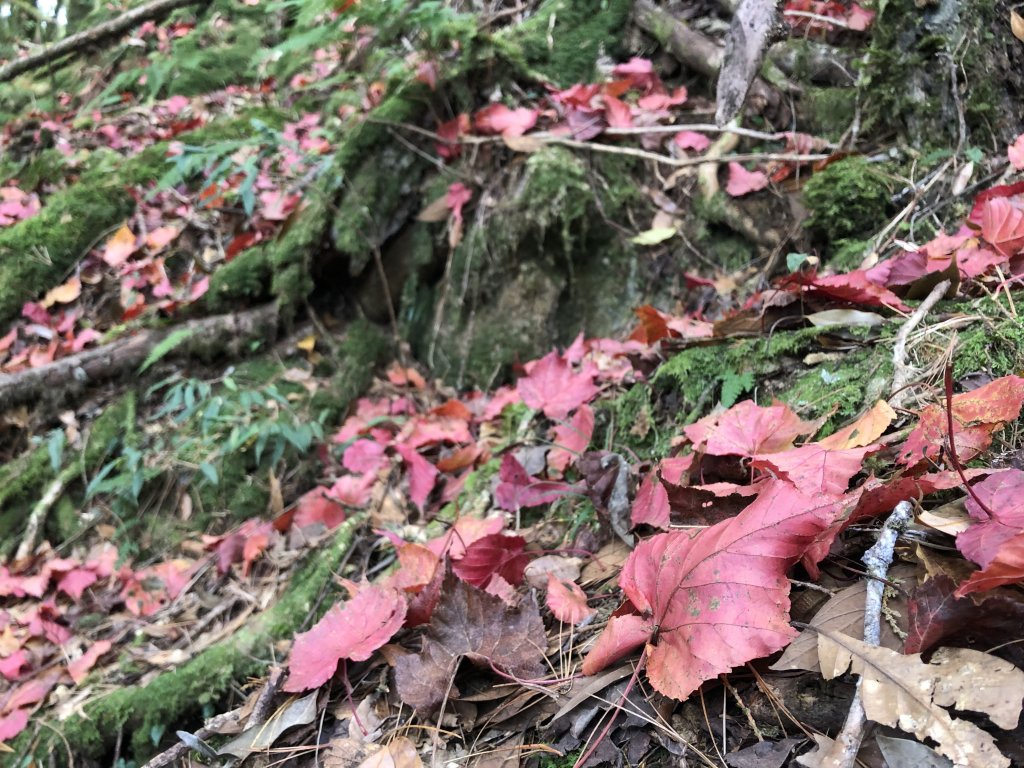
[
  {"x1": 823, "y1": 500, "x2": 914, "y2": 768},
  {"x1": 889, "y1": 279, "x2": 951, "y2": 407}
]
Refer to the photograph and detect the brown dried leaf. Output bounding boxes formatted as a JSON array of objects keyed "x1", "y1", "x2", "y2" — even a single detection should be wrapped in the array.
[
  {"x1": 772, "y1": 567, "x2": 912, "y2": 671},
  {"x1": 394, "y1": 576, "x2": 545, "y2": 712},
  {"x1": 355, "y1": 737, "x2": 423, "y2": 768},
  {"x1": 816, "y1": 629, "x2": 1022, "y2": 768}
]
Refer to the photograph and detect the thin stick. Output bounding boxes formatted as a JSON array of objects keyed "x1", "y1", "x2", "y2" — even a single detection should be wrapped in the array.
[
  {"x1": 888, "y1": 279, "x2": 950, "y2": 408},
  {"x1": 823, "y1": 500, "x2": 914, "y2": 768}
]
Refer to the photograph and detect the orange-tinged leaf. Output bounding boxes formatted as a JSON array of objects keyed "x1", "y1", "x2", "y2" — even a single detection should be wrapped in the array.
[
  {"x1": 817, "y1": 400, "x2": 896, "y2": 450},
  {"x1": 145, "y1": 225, "x2": 181, "y2": 252},
  {"x1": 283, "y1": 584, "x2": 406, "y2": 692},
  {"x1": 102, "y1": 224, "x2": 138, "y2": 267},
  {"x1": 40, "y1": 275, "x2": 81, "y2": 308},
  {"x1": 751, "y1": 443, "x2": 878, "y2": 497},
  {"x1": 684, "y1": 399, "x2": 818, "y2": 457}
]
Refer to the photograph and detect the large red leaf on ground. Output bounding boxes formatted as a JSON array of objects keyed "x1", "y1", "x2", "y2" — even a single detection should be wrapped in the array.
[
  {"x1": 284, "y1": 584, "x2": 407, "y2": 692},
  {"x1": 631, "y1": 472, "x2": 670, "y2": 529},
  {"x1": 517, "y1": 350, "x2": 599, "y2": 420},
  {"x1": 980, "y1": 197, "x2": 1024, "y2": 257},
  {"x1": 581, "y1": 480, "x2": 846, "y2": 700},
  {"x1": 684, "y1": 400, "x2": 818, "y2": 457}
]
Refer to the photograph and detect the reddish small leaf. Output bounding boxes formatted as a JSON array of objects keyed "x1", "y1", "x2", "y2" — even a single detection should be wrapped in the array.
[
  {"x1": 956, "y1": 470, "x2": 1024, "y2": 568},
  {"x1": 395, "y1": 444, "x2": 439, "y2": 510},
  {"x1": 68, "y1": 640, "x2": 112, "y2": 684},
  {"x1": 752, "y1": 443, "x2": 877, "y2": 497},
  {"x1": 101, "y1": 224, "x2": 138, "y2": 267},
  {"x1": 685, "y1": 399, "x2": 817, "y2": 458},
  {"x1": 517, "y1": 349, "x2": 599, "y2": 420},
  {"x1": 631, "y1": 472, "x2": 670, "y2": 529},
  {"x1": 546, "y1": 573, "x2": 595, "y2": 624},
  {"x1": 284, "y1": 584, "x2": 407, "y2": 692},
  {"x1": 1009, "y1": 134, "x2": 1024, "y2": 171},
  {"x1": 548, "y1": 404, "x2": 594, "y2": 474},
  {"x1": 452, "y1": 533, "x2": 530, "y2": 588},
  {"x1": 473, "y1": 104, "x2": 538, "y2": 138},
  {"x1": 342, "y1": 439, "x2": 387, "y2": 474},
  {"x1": 581, "y1": 480, "x2": 848, "y2": 700},
  {"x1": 981, "y1": 197, "x2": 1024, "y2": 257},
  {"x1": 293, "y1": 487, "x2": 347, "y2": 531},
  {"x1": 0, "y1": 708, "x2": 29, "y2": 740},
  {"x1": 673, "y1": 131, "x2": 711, "y2": 152},
  {"x1": 725, "y1": 162, "x2": 769, "y2": 197},
  {"x1": 494, "y1": 453, "x2": 575, "y2": 510}
]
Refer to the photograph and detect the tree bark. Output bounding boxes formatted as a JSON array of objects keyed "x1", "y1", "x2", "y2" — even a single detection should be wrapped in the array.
[{"x1": 0, "y1": 0, "x2": 209, "y2": 83}]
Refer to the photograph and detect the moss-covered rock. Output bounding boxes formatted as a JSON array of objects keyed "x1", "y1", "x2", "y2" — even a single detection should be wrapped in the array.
[
  {"x1": 206, "y1": 243, "x2": 274, "y2": 311},
  {"x1": 803, "y1": 157, "x2": 892, "y2": 243},
  {"x1": 504, "y1": 0, "x2": 633, "y2": 85}
]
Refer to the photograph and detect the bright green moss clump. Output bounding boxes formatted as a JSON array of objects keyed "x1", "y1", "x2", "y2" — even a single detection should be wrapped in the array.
[{"x1": 803, "y1": 158, "x2": 892, "y2": 241}]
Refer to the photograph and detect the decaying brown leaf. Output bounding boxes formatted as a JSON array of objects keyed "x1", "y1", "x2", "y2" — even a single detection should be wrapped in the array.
[
  {"x1": 394, "y1": 575, "x2": 546, "y2": 712},
  {"x1": 815, "y1": 629, "x2": 1023, "y2": 768}
]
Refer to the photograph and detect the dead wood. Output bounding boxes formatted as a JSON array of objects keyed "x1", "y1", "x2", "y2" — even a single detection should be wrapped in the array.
[
  {"x1": 0, "y1": 0, "x2": 209, "y2": 84},
  {"x1": 633, "y1": 0, "x2": 789, "y2": 122},
  {"x1": 0, "y1": 303, "x2": 278, "y2": 412}
]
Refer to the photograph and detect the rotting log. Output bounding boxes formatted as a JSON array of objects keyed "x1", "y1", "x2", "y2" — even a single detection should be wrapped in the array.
[
  {"x1": 0, "y1": 0, "x2": 210, "y2": 83},
  {"x1": 0, "y1": 303, "x2": 278, "y2": 412}
]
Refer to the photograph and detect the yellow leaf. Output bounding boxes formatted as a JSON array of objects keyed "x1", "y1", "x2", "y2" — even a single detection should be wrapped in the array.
[
  {"x1": 40, "y1": 275, "x2": 82, "y2": 308},
  {"x1": 297, "y1": 334, "x2": 317, "y2": 352},
  {"x1": 102, "y1": 224, "x2": 137, "y2": 267}
]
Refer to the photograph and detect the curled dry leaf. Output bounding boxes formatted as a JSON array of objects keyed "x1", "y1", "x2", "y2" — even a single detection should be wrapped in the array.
[
  {"x1": 546, "y1": 573, "x2": 595, "y2": 624},
  {"x1": 394, "y1": 576, "x2": 545, "y2": 712},
  {"x1": 815, "y1": 629, "x2": 1023, "y2": 768}
]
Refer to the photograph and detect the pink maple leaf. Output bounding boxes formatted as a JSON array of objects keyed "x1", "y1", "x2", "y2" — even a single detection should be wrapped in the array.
[
  {"x1": 1009, "y1": 134, "x2": 1024, "y2": 171},
  {"x1": 981, "y1": 197, "x2": 1024, "y2": 257},
  {"x1": 602, "y1": 94, "x2": 633, "y2": 129},
  {"x1": 725, "y1": 162, "x2": 769, "y2": 197},
  {"x1": 0, "y1": 708, "x2": 29, "y2": 740},
  {"x1": 395, "y1": 443, "x2": 439, "y2": 510},
  {"x1": 546, "y1": 573, "x2": 595, "y2": 624},
  {"x1": 751, "y1": 443, "x2": 878, "y2": 497},
  {"x1": 581, "y1": 480, "x2": 848, "y2": 700},
  {"x1": 548, "y1": 404, "x2": 594, "y2": 474},
  {"x1": 956, "y1": 470, "x2": 1024, "y2": 569},
  {"x1": 685, "y1": 399, "x2": 818, "y2": 457},
  {"x1": 517, "y1": 349, "x2": 599, "y2": 420},
  {"x1": 631, "y1": 472, "x2": 670, "y2": 529},
  {"x1": 293, "y1": 487, "x2": 347, "y2": 531},
  {"x1": 283, "y1": 584, "x2": 407, "y2": 692},
  {"x1": 473, "y1": 104, "x2": 538, "y2": 138},
  {"x1": 343, "y1": 438, "x2": 388, "y2": 474},
  {"x1": 673, "y1": 131, "x2": 711, "y2": 152},
  {"x1": 68, "y1": 640, "x2": 112, "y2": 684},
  {"x1": 494, "y1": 454, "x2": 575, "y2": 510}
]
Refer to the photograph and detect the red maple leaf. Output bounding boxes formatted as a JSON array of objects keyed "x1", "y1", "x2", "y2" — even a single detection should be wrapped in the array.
[
  {"x1": 292, "y1": 487, "x2": 347, "y2": 531},
  {"x1": 493, "y1": 454, "x2": 576, "y2": 510},
  {"x1": 631, "y1": 472, "x2": 670, "y2": 529},
  {"x1": 517, "y1": 349, "x2": 600, "y2": 420},
  {"x1": 395, "y1": 444, "x2": 439, "y2": 510},
  {"x1": 956, "y1": 470, "x2": 1024, "y2": 569},
  {"x1": 581, "y1": 480, "x2": 848, "y2": 700},
  {"x1": 283, "y1": 584, "x2": 407, "y2": 692},
  {"x1": 980, "y1": 197, "x2": 1024, "y2": 257}
]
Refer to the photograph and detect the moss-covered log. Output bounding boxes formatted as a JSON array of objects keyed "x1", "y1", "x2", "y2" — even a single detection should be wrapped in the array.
[{"x1": 14, "y1": 515, "x2": 365, "y2": 764}]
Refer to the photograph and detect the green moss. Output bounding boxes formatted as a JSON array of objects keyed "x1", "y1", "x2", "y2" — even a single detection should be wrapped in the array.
[
  {"x1": 206, "y1": 243, "x2": 273, "y2": 311},
  {"x1": 0, "y1": 446, "x2": 51, "y2": 557},
  {"x1": 0, "y1": 165, "x2": 133, "y2": 323},
  {"x1": 159, "y1": 19, "x2": 263, "y2": 97},
  {"x1": 954, "y1": 317, "x2": 1024, "y2": 379},
  {"x1": 783, "y1": 348, "x2": 891, "y2": 433},
  {"x1": 505, "y1": 0, "x2": 632, "y2": 85},
  {"x1": 801, "y1": 86, "x2": 858, "y2": 139},
  {"x1": 593, "y1": 383, "x2": 669, "y2": 461},
  {"x1": 803, "y1": 158, "x2": 892, "y2": 242},
  {"x1": 26, "y1": 516, "x2": 366, "y2": 763},
  {"x1": 829, "y1": 237, "x2": 873, "y2": 271},
  {"x1": 310, "y1": 318, "x2": 393, "y2": 422},
  {"x1": 268, "y1": 190, "x2": 328, "y2": 310},
  {"x1": 84, "y1": 393, "x2": 137, "y2": 472}
]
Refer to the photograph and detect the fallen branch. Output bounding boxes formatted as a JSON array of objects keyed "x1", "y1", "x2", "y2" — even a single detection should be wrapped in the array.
[
  {"x1": 0, "y1": 0, "x2": 209, "y2": 84},
  {"x1": 822, "y1": 500, "x2": 913, "y2": 768},
  {"x1": 0, "y1": 303, "x2": 278, "y2": 413},
  {"x1": 13, "y1": 464, "x2": 77, "y2": 563},
  {"x1": 633, "y1": 0, "x2": 790, "y2": 121}
]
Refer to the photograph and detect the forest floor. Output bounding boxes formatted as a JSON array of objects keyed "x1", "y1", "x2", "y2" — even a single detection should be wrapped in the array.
[{"x1": 3, "y1": 1, "x2": 1024, "y2": 767}]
